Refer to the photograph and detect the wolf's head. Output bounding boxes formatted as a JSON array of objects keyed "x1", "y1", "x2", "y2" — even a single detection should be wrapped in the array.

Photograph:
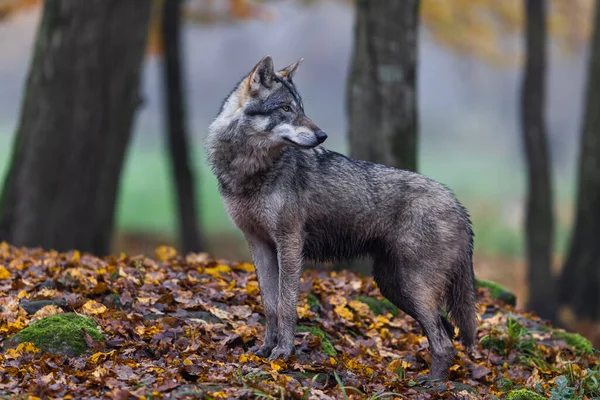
[{"x1": 208, "y1": 56, "x2": 327, "y2": 152}]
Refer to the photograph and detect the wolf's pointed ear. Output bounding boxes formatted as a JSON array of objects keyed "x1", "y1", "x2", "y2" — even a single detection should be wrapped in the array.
[
  {"x1": 249, "y1": 55, "x2": 275, "y2": 91},
  {"x1": 278, "y1": 58, "x2": 303, "y2": 81}
]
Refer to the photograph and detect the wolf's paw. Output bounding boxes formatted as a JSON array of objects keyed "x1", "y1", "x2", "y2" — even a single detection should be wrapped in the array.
[
  {"x1": 250, "y1": 343, "x2": 276, "y2": 358},
  {"x1": 267, "y1": 344, "x2": 294, "y2": 361}
]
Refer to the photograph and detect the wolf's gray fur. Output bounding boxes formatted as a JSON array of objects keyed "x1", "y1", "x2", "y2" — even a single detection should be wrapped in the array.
[{"x1": 206, "y1": 56, "x2": 477, "y2": 381}]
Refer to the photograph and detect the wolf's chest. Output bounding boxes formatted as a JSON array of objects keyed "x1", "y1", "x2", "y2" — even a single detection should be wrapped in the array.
[{"x1": 223, "y1": 192, "x2": 286, "y2": 238}]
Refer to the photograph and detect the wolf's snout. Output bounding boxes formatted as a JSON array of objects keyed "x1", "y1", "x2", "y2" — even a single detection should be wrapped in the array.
[{"x1": 315, "y1": 131, "x2": 328, "y2": 144}]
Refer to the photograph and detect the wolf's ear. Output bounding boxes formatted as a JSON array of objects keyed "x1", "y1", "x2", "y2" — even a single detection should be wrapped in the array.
[
  {"x1": 278, "y1": 58, "x2": 303, "y2": 81},
  {"x1": 249, "y1": 55, "x2": 275, "y2": 91}
]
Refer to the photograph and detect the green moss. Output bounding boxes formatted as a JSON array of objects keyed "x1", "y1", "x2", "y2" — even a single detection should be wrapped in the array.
[
  {"x1": 307, "y1": 293, "x2": 320, "y2": 309},
  {"x1": 476, "y1": 279, "x2": 517, "y2": 306},
  {"x1": 354, "y1": 296, "x2": 399, "y2": 317},
  {"x1": 297, "y1": 325, "x2": 336, "y2": 357},
  {"x1": 552, "y1": 330, "x2": 594, "y2": 355},
  {"x1": 506, "y1": 389, "x2": 545, "y2": 400},
  {"x1": 480, "y1": 335, "x2": 506, "y2": 354},
  {"x1": 10, "y1": 313, "x2": 104, "y2": 356}
]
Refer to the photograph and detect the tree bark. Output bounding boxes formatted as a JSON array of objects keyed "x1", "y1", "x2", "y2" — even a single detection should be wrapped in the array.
[
  {"x1": 521, "y1": 0, "x2": 557, "y2": 321},
  {"x1": 0, "y1": 0, "x2": 151, "y2": 255},
  {"x1": 559, "y1": 1, "x2": 600, "y2": 320},
  {"x1": 161, "y1": 0, "x2": 205, "y2": 254},
  {"x1": 346, "y1": 0, "x2": 419, "y2": 171}
]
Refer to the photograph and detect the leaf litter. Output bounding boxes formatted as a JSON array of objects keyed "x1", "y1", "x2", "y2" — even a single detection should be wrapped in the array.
[{"x1": 0, "y1": 242, "x2": 597, "y2": 399}]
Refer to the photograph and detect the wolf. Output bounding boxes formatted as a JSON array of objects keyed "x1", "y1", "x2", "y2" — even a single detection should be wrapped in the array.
[{"x1": 206, "y1": 56, "x2": 478, "y2": 381}]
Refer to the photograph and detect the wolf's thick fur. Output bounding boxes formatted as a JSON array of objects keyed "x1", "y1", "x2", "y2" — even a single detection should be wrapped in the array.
[{"x1": 206, "y1": 56, "x2": 477, "y2": 381}]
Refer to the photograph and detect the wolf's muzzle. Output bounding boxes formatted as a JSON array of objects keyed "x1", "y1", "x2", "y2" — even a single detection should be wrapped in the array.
[{"x1": 315, "y1": 131, "x2": 328, "y2": 144}]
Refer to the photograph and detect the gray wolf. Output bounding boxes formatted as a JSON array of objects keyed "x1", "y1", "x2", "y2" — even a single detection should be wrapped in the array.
[{"x1": 206, "y1": 56, "x2": 477, "y2": 381}]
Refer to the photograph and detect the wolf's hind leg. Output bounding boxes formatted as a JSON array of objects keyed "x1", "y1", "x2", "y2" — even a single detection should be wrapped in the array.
[
  {"x1": 246, "y1": 235, "x2": 279, "y2": 357},
  {"x1": 373, "y1": 258, "x2": 454, "y2": 382}
]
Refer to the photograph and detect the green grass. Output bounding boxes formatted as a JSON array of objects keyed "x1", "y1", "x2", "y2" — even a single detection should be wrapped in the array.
[{"x1": 0, "y1": 130, "x2": 575, "y2": 258}]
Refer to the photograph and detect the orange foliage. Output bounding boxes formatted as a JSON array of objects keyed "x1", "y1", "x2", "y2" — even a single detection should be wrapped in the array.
[
  {"x1": 0, "y1": 0, "x2": 40, "y2": 20},
  {"x1": 421, "y1": 0, "x2": 595, "y2": 66}
]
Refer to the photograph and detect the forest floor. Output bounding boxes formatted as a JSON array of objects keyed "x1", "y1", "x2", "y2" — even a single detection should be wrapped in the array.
[{"x1": 0, "y1": 242, "x2": 598, "y2": 399}]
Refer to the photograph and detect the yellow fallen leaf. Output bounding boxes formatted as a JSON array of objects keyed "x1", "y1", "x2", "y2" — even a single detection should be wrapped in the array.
[
  {"x1": 183, "y1": 358, "x2": 193, "y2": 366},
  {"x1": 234, "y1": 263, "x2": 255, "y2": 272},
  {"x1": 0, "y1": 265, "x2": 10, "y2": 280},
  {"x1": 17, "y1": 290, "x2": 29, "y2": 299},
  {"x1": 234, "y1": 325, "x2": 257, "y2": 343},
  {"x1": 334, "y1": 305, "x2": 354, "y2": 321},
  {"x1": 348, "y1": 300, "x2": 371, "y2": 317},
  {"x1": 388, "y1": 358, "x2": 402, "y2": 372},
  {"x1": 329, "y1": 295, "x2": 347, "y2": 307},
  {"x1": 231, "y1": 305, "x2": 252, "y2": 319},
  {"x1": 239, "y1": 354, "x2": 249, "y2": 363},
  {"x1": 270, "y1": 361, "x2": 282, "y2": 371},
  {"x1": 92, "y1": 366, "x2": 108, "y2": 379},
  {"x1": 18, "y1": 342, "x2": 41, "y2": 354},
  {"x1": 155, "y1": 246, "x2": 177, "y2": 262},
  {"x1": 211, "y1": 392, "x2": 228, "y2": 399},
  {"x1": 81, "y1": 300, "x2": 107, "y2": 315},
  {"x1": 203, "y1": 265, "x2": 231, "y2": 278},
  {"x1": 32, "y1": 305, "x2": 63, "y2": 322},
  {"x1": 88, "y1": 350, "x2": 115, "y2": 365},
  {"x1": 209, "y1": 306, "x2": 232, "y2": 320},
  {"x1": 246, "y1": 281, "x2": 260, "y2": 295}
]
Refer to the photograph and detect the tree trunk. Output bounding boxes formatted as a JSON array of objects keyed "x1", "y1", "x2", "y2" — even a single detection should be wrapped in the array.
[
  {"x1": 559, "y1": 1, "x2": 600, "y2": 320},
  {"x1": 161, "y1": 0, "x2": 205, "y2": 254},
  {"x1": 521, "y1": 0, "x2": 557, "y2": 321},
  {"x1": 346, "y1": 0, "x2": 419, "y2": 171},
  {"x1": 0, "y1": 0, "x2": 151, "y2": 255}
]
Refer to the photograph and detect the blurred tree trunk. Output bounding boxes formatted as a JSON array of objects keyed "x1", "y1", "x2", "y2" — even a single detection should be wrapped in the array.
[
  {"x1": 559, "y1": 1, "x2": 600, "y2": 320},
  {"x1": 0, "y1": 0, "x2": 151, "y2": 255},
  {"x1": 346, "y1": 0, "x2": 419, "y2": 171},
  {"x1": 161, "y1": 0, "x2": 204, "y2": 254},
  {"x1": 521, "y1": 0, "x2": 556, "y2": 321},
  {"x1": 344, "y1": 0, "x2": 419, "y2": 274}
]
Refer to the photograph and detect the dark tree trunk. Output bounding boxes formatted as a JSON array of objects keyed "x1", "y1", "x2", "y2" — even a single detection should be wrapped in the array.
[
  {"x1": 559, "y1": 1, "x2": 600, "y2": 320},
  {"x1": 161, "y1": 0, "x2": 204, "y2": 254},
  {"x1": 0, "y1": 0, "x2": 151, "y2": 255},
  {"x1": 346, "y1": 0, "x2": 419, "y2": 171},
  {"x1": 521, "y1": 0, "x2": 557, "y2": 321}
]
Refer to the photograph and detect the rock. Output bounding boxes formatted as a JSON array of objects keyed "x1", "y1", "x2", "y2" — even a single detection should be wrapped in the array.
[
  {"x1": 7, "y1": 313, "x2": 104, "y2": 357},
  {"x1": 476, "y1": 279, "x2": 517, "y2": 306}
]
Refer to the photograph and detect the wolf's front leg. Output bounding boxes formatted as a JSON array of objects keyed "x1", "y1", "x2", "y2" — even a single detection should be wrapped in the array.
[
  {"x1": 269, "y1": 231, "x2": 303, "y2": 360},
  {"x1": 246, "y1": 235, "x2": 279, "y2": 358}
]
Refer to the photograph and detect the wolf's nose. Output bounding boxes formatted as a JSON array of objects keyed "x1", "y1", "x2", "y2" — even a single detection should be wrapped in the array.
[{"x1": 316, "y1": 130, "x2": 328, "y2": 144}]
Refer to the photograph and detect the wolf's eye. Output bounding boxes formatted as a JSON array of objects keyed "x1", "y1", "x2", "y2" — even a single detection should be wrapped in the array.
[{"x1": 282, "y1": 106, "x2": 290, "y2": 112}]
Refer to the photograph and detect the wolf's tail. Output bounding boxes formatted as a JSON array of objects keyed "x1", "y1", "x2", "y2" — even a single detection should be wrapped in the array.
[{"x1": 446, "y1": 249, "x2": 478, "y2": 349}]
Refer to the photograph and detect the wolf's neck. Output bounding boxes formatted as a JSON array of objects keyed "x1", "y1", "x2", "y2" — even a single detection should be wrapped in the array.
[{"x1": 209, "y1": 138, "x2": 284, "y2": 195}]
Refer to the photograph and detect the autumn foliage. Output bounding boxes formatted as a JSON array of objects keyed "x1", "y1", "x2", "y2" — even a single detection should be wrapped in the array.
[{"x1": 0, "y1": 242, "x2": 598, "y2": 398}]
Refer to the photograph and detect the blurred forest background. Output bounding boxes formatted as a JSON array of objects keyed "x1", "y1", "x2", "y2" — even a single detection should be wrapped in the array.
[{"x1": 0, "y1": 0, "x2": 599, "y2": 344}]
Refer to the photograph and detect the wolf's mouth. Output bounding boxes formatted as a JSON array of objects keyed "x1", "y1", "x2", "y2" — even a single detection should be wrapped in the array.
[{"x1": 283, "y1": 137, "x2": 317, "y2": 149}]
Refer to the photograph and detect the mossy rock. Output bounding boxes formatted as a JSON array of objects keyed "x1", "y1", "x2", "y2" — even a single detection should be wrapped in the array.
[
  {"x1": 476, "y1": 279, "x2": 517, "y2": 306},
  {"x1": 505, "y1": 389, "x2": 545, "y2": 400},
  {"x1": 297, "y1": 325, "x2": 336, "y2": 357},
  {"x1": 551, "y1": 330, "x2": 594, "y2": 355},
  {"x1": 8, "y1": 313, "x2": 104, "y2": 357},
  {"x1": 354, "y1": 296, "x2": 399, "y2": 317}
]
